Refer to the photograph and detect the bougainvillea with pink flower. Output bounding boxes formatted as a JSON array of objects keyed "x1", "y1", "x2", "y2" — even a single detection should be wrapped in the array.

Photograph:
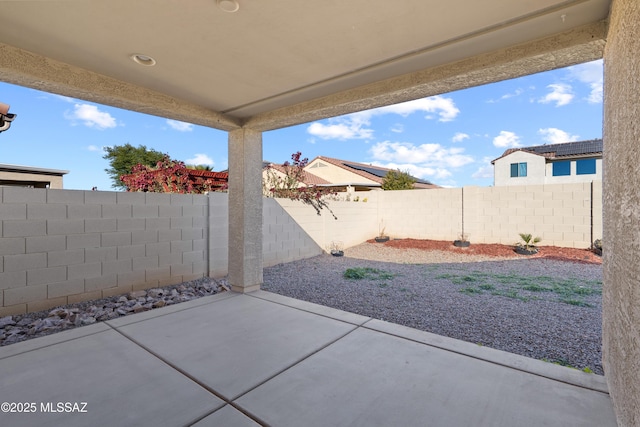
[
  {"x1": 121, "y1": 155, "x2": 227, "y2": 194},
  {"x1": 263, "y1": 152, "x2": 337, "y2": 218}
]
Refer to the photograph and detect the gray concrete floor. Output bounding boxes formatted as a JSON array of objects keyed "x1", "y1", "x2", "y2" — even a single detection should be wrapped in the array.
[{"x1": 0, "y1": 291, "x2": 617, "y2": 427}]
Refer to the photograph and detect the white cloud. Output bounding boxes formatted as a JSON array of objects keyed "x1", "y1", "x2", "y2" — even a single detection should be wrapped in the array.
[
  {"x1": 186, "y1": 154, "x2": 214, "y2": 166},
  {"x1": 390, "y1": 123, "x2": 404, "y2": 133},
  {"x1": 53, "y1": 94, "x2": 75, "y2": 103},
  {"x1": 307, "y1": 95, "x2": 460, "y2": 141},
  {"x1": 471, "y1": 156, "x2": 495, "y2": 180},
  {"x1": 487, "y1": 88, "x2": 524, "y2": 103},
  {"x1": 539, "y1": 83, "x2": 574, "y2": 107},
  {"x1": 65, "y1": 104, "x2": 117, "y2": 129},
  {"x1": 374, "y1": 96, "x2": 460, "y2": 122},
  {"x1": 87, "y1": 145, "x2": 103, "y2": 152},
  {"x1": 568, "y1": 59, "x2": 603, "y2": 104},
  {"x1": 166, "y1": 119, "x2": 194, "y2": 132},
  {"x1": 369, "y1": 141, "x2": 474, "y2": 170},
  {"x1": 493, "y1": 131, "x2": 521, "y2": 148},
  {"x1": 307, "y1": 122, "x2": 371, "y2": 140},
  {"x1": 452, "y1": 132, "x2": 469, "y2": 143},
  {"x1": 538, "y1": 128, "x2": 579, "y2": 144}
]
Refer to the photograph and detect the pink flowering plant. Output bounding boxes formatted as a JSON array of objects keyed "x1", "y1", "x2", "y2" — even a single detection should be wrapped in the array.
[
  {"x1": 121, "y1": 155, "x2": 227, "y2": 194},
  {"x1": 264, "y1": 152, "x2": 337, "y2": 219}
]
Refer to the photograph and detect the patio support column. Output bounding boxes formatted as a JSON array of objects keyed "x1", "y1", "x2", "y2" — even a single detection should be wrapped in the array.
[
  {"x1": 228, "y1": 128, "x2": 263, "y2": 293},
  {"x1": 602, "y1": 0, "x2": 640, "y2": 425}
]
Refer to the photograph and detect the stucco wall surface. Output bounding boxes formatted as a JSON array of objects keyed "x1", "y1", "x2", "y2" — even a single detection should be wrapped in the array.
[{"x1": 602, "y1": 0, "x2": 640, "y2": 425}]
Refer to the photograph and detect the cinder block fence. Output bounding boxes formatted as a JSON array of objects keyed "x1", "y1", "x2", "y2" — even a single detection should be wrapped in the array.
[{"x1": 0, "y1": 182, "x2": 601, "y2": 316}]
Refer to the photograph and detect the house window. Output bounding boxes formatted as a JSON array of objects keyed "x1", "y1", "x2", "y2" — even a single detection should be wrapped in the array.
[
  {"x1": 552, "y1": 161, "x2": 571, "y2": 176},
  {"x1": 576, "y1": 158, "x2": 596, "y2": 175},
  {"x1": 510, "y1": 162, "x2": 527, "y2": 177}
]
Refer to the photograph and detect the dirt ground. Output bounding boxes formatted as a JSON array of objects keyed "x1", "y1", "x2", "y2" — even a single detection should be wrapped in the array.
[{"x1": 367, "y1": 238, "x2": 602, "y2": 265}]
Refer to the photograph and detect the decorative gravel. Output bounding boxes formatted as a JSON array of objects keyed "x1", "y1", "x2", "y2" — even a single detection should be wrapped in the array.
[
  {"x1": 0, "y1": 278, "x2": 227, "y2": 347},
  {"x1": 1, "y1": 242, "x2": 603, "y2": 375},
  {"x1": 263, "y1": 243, "x2": 604, "y2": 375}
]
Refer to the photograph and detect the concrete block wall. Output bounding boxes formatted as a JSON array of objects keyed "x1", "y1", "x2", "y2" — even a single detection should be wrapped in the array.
[
  {"x1": 0, "y1": 188, "x2": 330, "y2": 315},
  {"x1": 275, "y1": 195, "x2": 379, "y2": 252},
  {"x1": 207, "y1": 192, "x2": 228, "y2": 278},
  {"x1": 1, "y1": 183, "x2": 603, "y2": 315},
  {"x1": 263, "y1": 198, "x2": 323, "y2": 266},
  {"x1": 0, "y1": 188, "x2": 210, "y2": 316},
  {"x1": 378, "y1": 188, "x2": 462, "y2": 241},
  {"x1": 464, "y1": 182, "x2": 599, "y2": 247},
  {"x1": 281, "y1": 183, "x2": 602, "y2": 251}
]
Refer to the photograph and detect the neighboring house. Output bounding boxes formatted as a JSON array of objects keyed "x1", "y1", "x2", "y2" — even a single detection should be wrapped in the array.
[
  {"x1": 0, "y1": 163, "x2": 68, "y2": 189},
  {"x1": 491, "y1": 139, "x2": 602, "y2": 186},
  {"x1": 304, "y1": 156, "x2": 439, "y2": 192}
]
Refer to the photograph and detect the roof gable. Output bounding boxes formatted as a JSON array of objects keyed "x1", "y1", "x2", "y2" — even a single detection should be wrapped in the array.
[
  {"x1": 311, "y1": 156, "x2": 438, "y2": 188},
  {"x1": 493, "y1": 139, "x2": 603, "y2": 163}
]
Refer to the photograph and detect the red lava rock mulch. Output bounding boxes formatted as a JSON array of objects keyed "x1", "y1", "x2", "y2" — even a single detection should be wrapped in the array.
[{"x1": 367, "y1": 238, "x2": 602, "y2": 265}]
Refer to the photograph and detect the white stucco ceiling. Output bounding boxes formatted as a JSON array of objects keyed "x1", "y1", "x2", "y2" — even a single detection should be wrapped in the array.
[{"x1": 0, "y1": 0, "x2": 611, "y2": 131}]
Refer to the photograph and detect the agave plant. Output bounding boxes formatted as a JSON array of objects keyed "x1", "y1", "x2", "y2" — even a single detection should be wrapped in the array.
[{"x1": 517, "y1": 233, "x2": 541, "y2": 251}]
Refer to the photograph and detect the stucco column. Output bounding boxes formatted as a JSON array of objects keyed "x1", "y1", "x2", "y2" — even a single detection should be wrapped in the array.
[
  {"x1": 602, "y1": 0, "x2": 640, "y2": 425},
  {"x1": 228, "y1": 128, "x2": 263, "y2": 293}
]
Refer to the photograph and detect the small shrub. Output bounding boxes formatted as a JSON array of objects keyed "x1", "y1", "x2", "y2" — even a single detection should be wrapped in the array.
[
  {"x1": 516, "y1": 233, "x2": 541, "y2": 252},
  {"x1": 381, "y1": 169, "x2": 417, "y2": 190}
]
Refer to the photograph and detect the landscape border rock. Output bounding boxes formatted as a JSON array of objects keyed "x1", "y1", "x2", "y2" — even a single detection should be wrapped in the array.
[{"x1": 0, "y1": 277, "x2": 229, "y2": 346}]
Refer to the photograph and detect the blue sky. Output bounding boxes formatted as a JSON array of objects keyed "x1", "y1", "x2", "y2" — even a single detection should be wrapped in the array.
[{"x1": 0, "y1": 59, "x2": 602, "y2": 190}]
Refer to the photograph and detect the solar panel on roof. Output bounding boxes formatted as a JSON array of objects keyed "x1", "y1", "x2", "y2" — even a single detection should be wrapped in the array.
[
  {"x1": 528, "y1": 139, "x2": 603, "y2": 157},
  {"x1": 342, "y1": 162, "x2": 387, "y2": 178},
  {"x1": 342, "y1": 162, "x2": 433, "y2": 185}
]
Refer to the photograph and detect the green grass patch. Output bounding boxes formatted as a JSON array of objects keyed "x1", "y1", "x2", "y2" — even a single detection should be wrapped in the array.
[
  {"x1": 560, "y1": 298, "x2": 593, "y2": 308},
  {"x1": 542, "y1": 358, "x2": 595, "y2": 374},
  {"x1": 522, "y1": 284, "x2": 552, "y2": 292},
  {"x1": 434, "y1": 270, "x2": 601, "y2": 306},
  {"x1": 460, "y1": 287, "x2": 483, "y2": 295},
  {"x1": 343, "y1": 267, "x2": 395, "y2": 281},
  {"x1": 491, "y1": 289, "x2": 529, "y2": 301}
]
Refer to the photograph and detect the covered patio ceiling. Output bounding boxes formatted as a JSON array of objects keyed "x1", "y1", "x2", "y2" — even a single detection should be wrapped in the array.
[{"x1": 0, "y1": 0, "x2": 610, "y2": 132}]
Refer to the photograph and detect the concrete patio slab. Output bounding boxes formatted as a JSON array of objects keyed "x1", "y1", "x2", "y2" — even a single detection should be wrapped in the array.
[
  {"x1": 0, "y1": 291, "x2": 617, "y2": 427},
  {"x1": 112, "y1": 293, "x2": 357, "y2": 400},
  {"x1": 0, "y1": 329, "x2": 222, "y2": 427},
  {"x1": 237, "y1": 327, "x2": 617, "y2": 427},
  {"x1": 0, "y1": 322, "x2": 111, "y2": 360},
  {"x1": 193, "y1": 404, "x2": 262, "y2": 427},
  {"x1": 363, "y1": 318, "x2": 610, "y2": 393},
  {"x1": 249, "y1": 290, "x2": 371, "y2": 325},
  {"x1": 105, "y1": 291, "x2": 239, "y2": 328}
]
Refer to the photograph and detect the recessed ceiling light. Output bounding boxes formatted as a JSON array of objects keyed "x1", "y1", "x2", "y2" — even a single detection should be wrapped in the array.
[
  {"x1": 217, "y1": 0, "x2": 239, "y2": 13},
  {"x1": 130, "y1": 54, "x2": 156, "y2": 67}
]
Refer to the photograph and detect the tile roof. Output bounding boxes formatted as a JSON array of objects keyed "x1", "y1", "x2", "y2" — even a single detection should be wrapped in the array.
[
  {"x1": 264, "y1": 163, "x2": 330, "y2": 186},
  {"x1": 493, "y1": 139, "x2": 603, "y2": 163},
  {"x1": 313, "y1": 156, "x2": 439, "y2": 189}
]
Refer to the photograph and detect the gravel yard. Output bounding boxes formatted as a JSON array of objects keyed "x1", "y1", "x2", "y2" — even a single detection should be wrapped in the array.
[
  {"x1": 1, "y1": 239, "x2": 603, "y2": 376},
  {"x1": 263, "y1": 242, "x2": 604, "y2": 375}
]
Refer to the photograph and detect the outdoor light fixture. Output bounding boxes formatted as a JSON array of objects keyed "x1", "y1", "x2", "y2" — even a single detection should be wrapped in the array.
[
  {"x1": 0, "y1": 102, "x2": 16, "y2": 133},
  {"x1": 217, "y1": 0, "x2": 239, "y2": 13},
  {"x1": 130, "y1": 53, "x2": 157, "y2": 66}
]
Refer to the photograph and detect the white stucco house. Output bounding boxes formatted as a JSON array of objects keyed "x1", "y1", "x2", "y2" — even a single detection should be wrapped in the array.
[{"x1": 491, "y1": 139, "x2": 602, "y2": 186}]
